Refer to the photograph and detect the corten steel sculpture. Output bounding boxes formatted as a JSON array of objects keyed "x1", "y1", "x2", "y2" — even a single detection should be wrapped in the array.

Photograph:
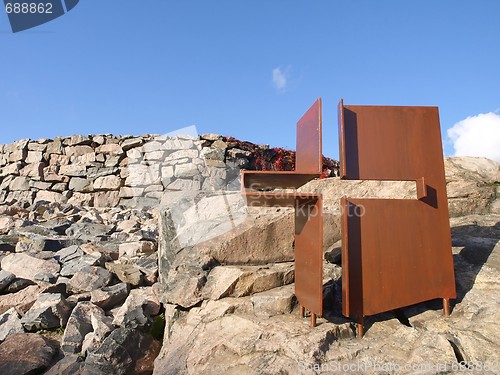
[
  {"x1": 241, "y1": 99, "x2": 324, "y2": 326},
  {"x1": 338, "y1": 100, "x2": 457, "y2": 336}
]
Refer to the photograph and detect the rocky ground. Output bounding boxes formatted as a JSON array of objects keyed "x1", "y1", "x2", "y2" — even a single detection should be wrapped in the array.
[{"x1": 0, "y1": 156, "x2": 498, "y2": 374}]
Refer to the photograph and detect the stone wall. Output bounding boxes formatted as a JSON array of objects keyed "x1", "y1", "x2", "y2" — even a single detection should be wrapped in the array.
[{"x1": 0, "y1": 134, "x2": 339, "y2": 209}]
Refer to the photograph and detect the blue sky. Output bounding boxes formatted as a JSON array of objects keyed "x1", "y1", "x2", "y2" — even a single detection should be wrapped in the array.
[{"x1": 1, "y1": 1, "x2": 499, "y2": 160}]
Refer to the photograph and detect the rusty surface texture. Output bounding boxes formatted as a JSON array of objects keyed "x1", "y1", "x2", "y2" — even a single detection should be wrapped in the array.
[
  {"x1": 338, "y1": 100, "x2": 456, "y2": 335},
  {"x1": 242, "y1": 98, "x2": 324, "y2": 325}
]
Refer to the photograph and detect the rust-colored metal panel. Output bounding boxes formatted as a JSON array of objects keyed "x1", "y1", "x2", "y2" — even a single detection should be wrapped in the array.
[
  {"x1": 295, "y1": 196, "x2": 323, "y2": 317},
  {"x1": 296, "y1": 98, "x2": 322, "y2": 174},
  {"x1": 338, "y1": 100, "x2": 456, "y2": 334},
  {"x1": 241, "y1": 98, "x2": 324, "y2": 326}
]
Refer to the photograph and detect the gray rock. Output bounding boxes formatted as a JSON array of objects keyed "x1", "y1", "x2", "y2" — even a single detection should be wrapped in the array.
[
  {"x1": 90, "y1": 283, "x2": 129, "y2": 311},
  {"x1": 4, "y1": 278, "x2": 35, "y2": 293},
  {"x1": 0, "y1": 270, "x2": 15, "y2": 291},
  {"x1": 133, "y1": 254, "x2": 158, "y2": 285},
  {"x1": 84, "y1": 328, "x2": 161, "y2": 375},
  {"x1": 21, "y1": 293, "x2": 72, "y2": 331},
  {"x1": 60, "y1": 252, "x2": 106, "y2": 277},
  {"x1": 0, "y1": 308, "x2": 23, "y2": 342},
  {"x1": 0, "y1": 333, "x2": 57, "y2": 375},
  {"x1": 65, "y1": 223, "x2": 115, "y2": 240},
  {"x1": 105, "y1": 262, "x2": 143, "y2": 286},
  {"x1": 112, "y1": 287, "x2": 160, "y2": 328},
  {"x1": 44, "y1": 354, "x2": 85, "y2": 375},
  {"x1": 55, "y1": 245, "x2": 84, "y2": 263},
  {"x1": 68, "y1": 266, "x2": 112, "y2": 294},
  {"x1": 201, "y1": 147, "x2": 225, "y2": 161},
  {"x1": 61, "y1": 301, "x2": 112, "y2": 354},
  {"x1": 33, "y1": 272, "x2": 57, "y2": 283}
]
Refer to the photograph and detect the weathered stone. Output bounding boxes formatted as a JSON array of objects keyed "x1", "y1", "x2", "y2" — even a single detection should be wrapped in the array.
[
  {"x1": 58, "y1": 164, "x2": 87, "y2": 178},
  {"x1": 61, "y1": 301, "x2": 112, "y2": 354},
  {"x1": 69, "y1": 177, "x2": 93, "y2": 192},
  {"x1": 118, "y1": 241, "x2": 156, "y2": 258},
  {"x1": 121, "y1": 137, "x2": 144, "y2": 151},
  {"x1": 0, "y1": 308, "x2": 23, "y2": 342},
  {"x1": 250, "y1": 284, "x2": 296, "y2": 317},
  {"x1": 94, "y1": 175, "x2": 122, "y2": 191},
  {"x1": 0, "y1": 333, "x2": 57, "y2": 375},
  {"x1": 68, "y1": 266, "x2": 112, "y2": 294},
  {"x1": 163, "y1": 139, "x2": 194, "y2": 150},
  {"x1": 201, "y1": 133, "x2": 221, "y2": 141},
  {"x1": 125, "y1": 164, "x2": 161, "y2": 186},
  {"x1": 143, "y1": 150, "x2": 165, "y2": 161},
  {"x1": 68, "y1": 192, "x2": 94, "y2": 206},
  {"x1": 0, "y1": 270, "x2": 15, "y2": 291},
  {"x1": 65, "y1": 222, "x2": 114, "y2": 240},
  {"x1": 119, "y1": 186, "x2": 144, "y2": 198},
  {"x1": 26, "y1": 151, "x2": 43, "y2": 164},
  {"x1": 105, "y1": 262, "x2": 143, "y2": 286},
  {"x1": 9, "y1": 176, "x2": 30, "y2": 191},
  {"x1": 166, "y1": 178, "x2": 201, "y2": 191},
  {"x1": 174, "y1": 163, "x2": 199, "y2": 178},
  {"x1": 55, "y1": 245, "x2": 84, "y2": 263},
  {"x1": 133, "y1": 254, "x2": 158, "y2": 285},
  {"x1": 44, "y1": 355, "x2": 85, "y2": 375},
  {"x1": 0, "y1": 162, "x2": 22, "y2": 177},
  {"x1": 153, "y1": 307, "x2": 354, "y2": 375},
  {"x1": 65, "y1": 135, "x2": 91, "y2": 147},
  {"x1": 8, "y1": 148, "x2": 27, "y2": 163},
  {"x1": 201, "y1": 146, "x2": 225, "y2": 161},
  {"x1": 65, "y1": 145, "x2": 93, "y2": 157},
  {"x1": 96, "y1": 143, "x2": 123, "y2": 155},
  {"x1": 4, "y1": 278, "x2": 34, "y2": 294},
  {"x1": 84, "y1": 328, "x2": 161, "y2": 375},
  {"x1": 94, "y1": 191, "x2": 120, "y2": 207},
  {"x1": 21, "y1": 293, "x2": 72, "y2": 331},
  {"x1": 202, "y1": 263, "x2": 294, "y2": 300},
  {"x1": 20, "y1": 162, "x2": 45, "y2": 178},
  {"x1": 35, "y1": 190, "x2": 68, "y2": 204},
  {"x1": 0, "y1": 285, "x2": 41, "y2": 315},
  {"x1": 66, "y1": 292, "x2": 91, "y2": 305},
  {"x1": 90, "y1": 283, "x2": 129, "y2": 310},
  {"x1": 112, "y1": 287, "x2": 160, "y2": 328},
  {"x1": 104, "y1": 155, "x2": 123, "y2": 168},
  {"x1": 60, "y1": 253, "x2": 106, "y2": 277},
  {"x1": 87, "y1": 166, "x2": 118, "y2": 179},
  {"x1": 1, "y1": 253, "x2": 60, "y2": 281}
]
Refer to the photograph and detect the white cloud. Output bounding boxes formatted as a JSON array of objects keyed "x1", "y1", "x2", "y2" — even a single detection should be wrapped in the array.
[
  {"x1": 448, "y1": 112, "x2": 500, "y2": 163},
  {"x1": 272, "y1": 67, "x2": 288, "y2": 92}
]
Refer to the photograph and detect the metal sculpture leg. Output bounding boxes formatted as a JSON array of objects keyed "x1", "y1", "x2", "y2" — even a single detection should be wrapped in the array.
[
  {"x1": 300, "y1": 305, "x2": 305, "y2": 318},
  {"x1": 357, "y1": 317, "x2": 364, "y2": 337},
  {"x1": 443, "y1": 298, "x2": 451, "y2": 316},
  {"x1": 311, "y1": 313, "x2": 317, "y2": 327}
]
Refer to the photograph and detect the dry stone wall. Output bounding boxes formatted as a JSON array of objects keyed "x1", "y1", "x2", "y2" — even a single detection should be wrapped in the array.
[{"x1": 0, "y1": 134, "x2": 338, "y2": 209}]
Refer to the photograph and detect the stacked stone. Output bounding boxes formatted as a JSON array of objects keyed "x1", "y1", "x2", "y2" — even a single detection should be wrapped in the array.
[{"x1": 0, "y1": 133, "x2": 339, "y2": 209}]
